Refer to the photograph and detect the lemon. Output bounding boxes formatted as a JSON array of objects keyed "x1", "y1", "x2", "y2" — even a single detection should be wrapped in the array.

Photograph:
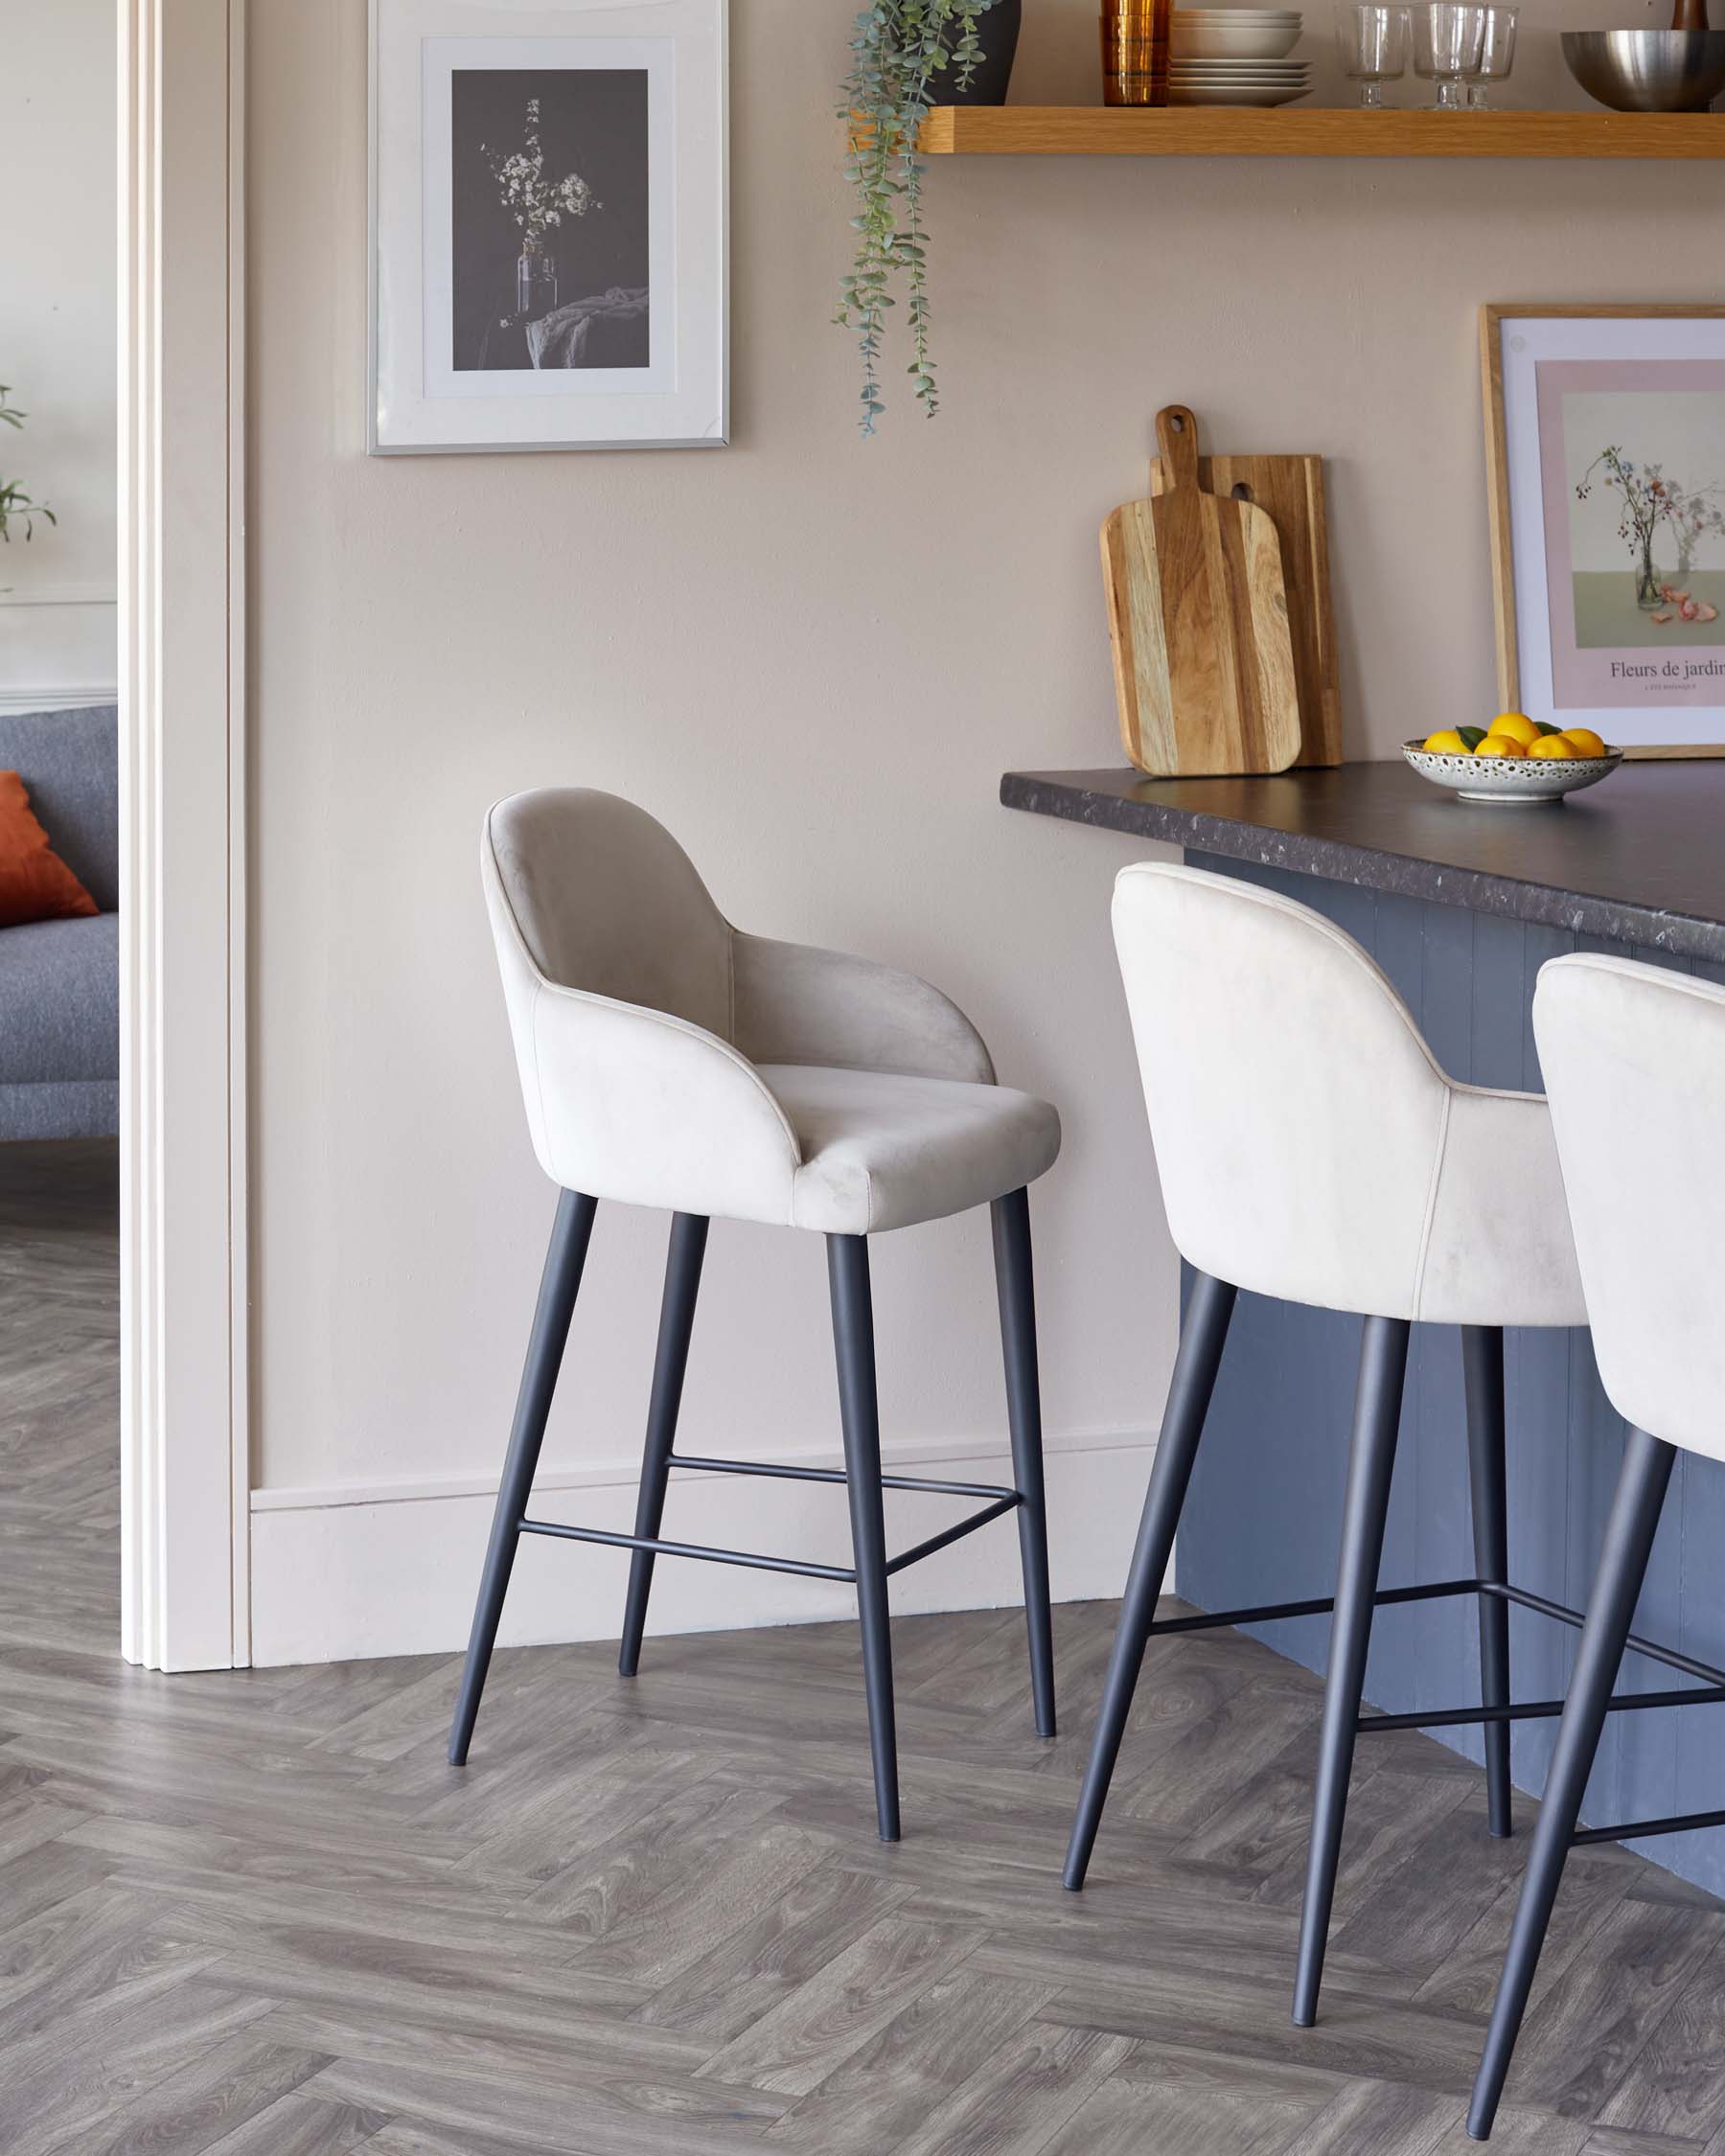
[
  {"x1": 1486, "y1": 712, "x2": 1540, "y2": 747},
  {"x1": 1561, "y1": 727, "x2": 1607, "y2": 758},
  {"x1": 1528, "y1": 735, "x2": 1575, "y2": 761},
  {"x1": 1475, "y1": 736, "x2": 1528, "y2": 759},
  {"x1": 1422, "y1": 729, "x2": 1469, "y2": 753}
]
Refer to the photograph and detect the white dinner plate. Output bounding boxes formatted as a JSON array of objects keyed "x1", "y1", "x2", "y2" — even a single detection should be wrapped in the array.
[{"x1": 1168, "y1": 80, "x2": 1313, "y2": 102}]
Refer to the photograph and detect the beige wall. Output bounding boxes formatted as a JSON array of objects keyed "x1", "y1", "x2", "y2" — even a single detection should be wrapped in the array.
[
  {"x1": 244, "y1": 0, "x2": 1725, "y2": 1662},
  {"x1": 0, "y1": 0, "x2": 116, "y2": 712}
]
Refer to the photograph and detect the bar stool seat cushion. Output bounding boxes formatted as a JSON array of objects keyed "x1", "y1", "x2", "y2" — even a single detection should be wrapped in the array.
[
  {"x1": 759, "y1": 1063, "x2": 1062, "y2": 1235},
  {"x1": 1114, "y1": 863, "x2": 1586, "y2": 1329}
]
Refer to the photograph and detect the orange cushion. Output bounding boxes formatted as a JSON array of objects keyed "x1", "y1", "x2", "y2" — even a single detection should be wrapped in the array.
[{"x1": 0, "y1": 769, "x2": 99, "y2": 928}]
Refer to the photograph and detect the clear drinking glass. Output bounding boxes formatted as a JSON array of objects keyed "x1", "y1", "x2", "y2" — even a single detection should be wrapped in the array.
[
  {"x1": 1412, "y1": 2, "x2": 1486, "y2": 108},
  {"x1": 1466, "y1": 4, "x2": 1518, "y2": 106},
  {"x1": 1335, "y1": 3, "x2": 1410, "y2": 106}
]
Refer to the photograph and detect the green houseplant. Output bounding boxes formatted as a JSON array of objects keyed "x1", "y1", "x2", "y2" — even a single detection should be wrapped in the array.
[
  {"x1": 0, "y1": 388, "x2": 55, "y2": 543},
  {"x1": 837, "y1": 0, "x2": 999, "y2": 435}
]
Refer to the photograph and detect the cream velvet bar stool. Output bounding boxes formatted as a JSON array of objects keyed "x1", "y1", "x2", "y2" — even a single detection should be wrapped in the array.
[
  {"x1": 1469, "y1": 956, "x2": 1725, "y2": 2140},
  {"x1": 1064, "y1": 863, "x2": 1587, "y2": 2030},
  {"x1": 448, "y1": 788, "x2": 1062, "y2": 1842}
]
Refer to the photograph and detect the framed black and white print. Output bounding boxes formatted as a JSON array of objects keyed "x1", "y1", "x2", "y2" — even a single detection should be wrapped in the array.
[{"x1": 370, "y1": 0, "x2": 727, "y2": 452}]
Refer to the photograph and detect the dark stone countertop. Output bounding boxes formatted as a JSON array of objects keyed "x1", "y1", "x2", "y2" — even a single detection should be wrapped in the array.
[{"x1": 1001, "y1": 761, "x2": 1725, "y2": 966}]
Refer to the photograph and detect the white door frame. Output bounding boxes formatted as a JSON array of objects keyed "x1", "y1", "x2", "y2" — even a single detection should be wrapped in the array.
[{"x1": 118, "y1": 0, "x2": 250, "y2": 1671}]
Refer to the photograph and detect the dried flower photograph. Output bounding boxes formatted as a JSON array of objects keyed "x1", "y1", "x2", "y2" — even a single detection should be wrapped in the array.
[
  {"x1": 450, "y1": 68, "x2": 650, "y2": 373},
  {"x1": 1564, "y1": 390, "x2": 1725, "y2": 651}
]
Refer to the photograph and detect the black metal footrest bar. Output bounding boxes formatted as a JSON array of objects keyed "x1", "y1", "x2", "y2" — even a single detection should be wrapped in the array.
[
  {"x1": 1360, "y1": 1682, "x2": 1725, "y2": 1736},
  {"x1": 1481, "y1": 1579, "x2": 1725, "y2": 1688},
  {"x1": 1574, "y1": 1807, "x2": 1725, "y2": 1847},
  {"x1": 886, "y1": 1494, "x2": 1022, "y2": 1576},
  {"x1": 1340, "y1": 1577, "x2": 1725, "y2": 1743},
  {"x1": 666, "y1": 1453, "x2": 1019, "y2": 1502},
  {"x1": 518, "y1": 1456, "x2": 1025, "y2": 1587},
  {"x1": 1148, "y1": 1576, "x2": 1481, "y2": 1641},
  {"x1": 518, "y1": 1518, "x2": 855, "y2": 1582}
]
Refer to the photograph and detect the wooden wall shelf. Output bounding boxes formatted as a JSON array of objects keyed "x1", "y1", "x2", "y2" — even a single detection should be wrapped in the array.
[{"x1": 917, "y1": 106, "x2": 1725, "y2": 158}]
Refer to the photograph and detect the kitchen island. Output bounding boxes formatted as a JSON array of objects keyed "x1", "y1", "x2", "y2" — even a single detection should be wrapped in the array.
[{"x1": 1005, "y1": 758, "x2": 1725, "y2": 1898}]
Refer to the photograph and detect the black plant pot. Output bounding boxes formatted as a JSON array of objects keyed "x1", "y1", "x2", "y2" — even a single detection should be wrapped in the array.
[{"x1": 941, "y1": 0, "x2": 1023, "y2": 104}]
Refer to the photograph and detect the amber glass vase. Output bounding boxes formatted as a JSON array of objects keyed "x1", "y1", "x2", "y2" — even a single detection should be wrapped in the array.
[{"x1": 1102, "y1": 0, "x2": 1172, "y2": 104}]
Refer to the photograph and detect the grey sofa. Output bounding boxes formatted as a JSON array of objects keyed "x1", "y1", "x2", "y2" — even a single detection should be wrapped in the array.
[{"x1": 0, "y1": 705, "x2": 118, "y2": 1140}]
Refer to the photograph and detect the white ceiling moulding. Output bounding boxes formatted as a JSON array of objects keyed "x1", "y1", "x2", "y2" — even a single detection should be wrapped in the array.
[{"x1": 118, "y1": 0, "x2": 250, "y2": 1673}]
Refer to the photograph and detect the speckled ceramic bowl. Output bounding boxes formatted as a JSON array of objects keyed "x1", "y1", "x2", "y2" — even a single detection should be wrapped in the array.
[{"x1": 1401, "y1": 739, "x2": 1625, "y2": 806}]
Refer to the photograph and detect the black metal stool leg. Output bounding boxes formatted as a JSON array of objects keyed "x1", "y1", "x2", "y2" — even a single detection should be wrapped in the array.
[
  {"x1": 1064, "y1": 1270, "x2": 1237, "y2": 1890},
  {"x1": 1467, "y1": 1427, "x2": 1676, "y2": 2143},
  {"x1": 618, "y1": 1213, "x2": 710, "y2": 1678},
  {"x1": 448, "y1": 1189, "x2": 597, "y2": 1766},
  {"x1": 1293, "y1": 1313, "x2": 1410, "y2": 2027},
  {"x1": 1463, "y1": 1324, "x2": 1514, "y2": 1839},
  {"x1": 992, "y1": 1187, "x2": 1056, "y2": 1741},
  {"x1": 828, "y1": 1233, "x2": 899, "y2": 1843}
]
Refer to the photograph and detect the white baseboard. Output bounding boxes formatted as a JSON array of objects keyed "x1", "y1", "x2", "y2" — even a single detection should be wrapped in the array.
[
  {"x1": 0, "y1": 683, "x2": 117, "y2": 716},
  {"x1": 0, "y1": 585, "x2": 118, "y2": 609},
  {"x1": 248, "y1": 1426, "x2": 1156, "y2": 1667}
]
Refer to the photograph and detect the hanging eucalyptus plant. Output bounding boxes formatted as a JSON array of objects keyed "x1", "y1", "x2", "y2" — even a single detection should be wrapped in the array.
[{"x1": 837, "y1": 0, "x2": 995, "y2": 436}]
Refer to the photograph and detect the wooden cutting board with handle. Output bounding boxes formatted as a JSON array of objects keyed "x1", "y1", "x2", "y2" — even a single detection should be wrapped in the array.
[
  {"x1": 1149, "y1": 436, "x2": 1342, "y2": 768},
  {"x1": 1102, "y1": 404, "x2": 1301, "y2": 778}
]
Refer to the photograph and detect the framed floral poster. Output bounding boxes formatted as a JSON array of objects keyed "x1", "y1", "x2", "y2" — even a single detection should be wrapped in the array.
[
  {"x1": 370, "y1": 0, "x2": 727, "y2": 453},
  {"x1": 1482, "y1": 305, "x2": 1725, "y2": 756}
]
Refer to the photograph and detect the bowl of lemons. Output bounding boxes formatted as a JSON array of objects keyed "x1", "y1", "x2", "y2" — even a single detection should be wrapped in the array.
[{"x1": 1402, "y1": 714, "x2": 1623, "y2": 805}]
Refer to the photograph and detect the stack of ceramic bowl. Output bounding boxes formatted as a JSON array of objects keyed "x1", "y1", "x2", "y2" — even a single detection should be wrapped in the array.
[{"x1": 1170, "y1": 6, "x2": 1310, "y2": 103}]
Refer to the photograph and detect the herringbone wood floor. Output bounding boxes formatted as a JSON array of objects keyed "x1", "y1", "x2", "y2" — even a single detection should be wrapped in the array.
[{"x1": 7, "y1": 1139, "x2": 1725, "y2": 2153}]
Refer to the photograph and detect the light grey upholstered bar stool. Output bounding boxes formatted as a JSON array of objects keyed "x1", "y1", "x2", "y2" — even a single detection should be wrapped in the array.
[
  {"x1": 448, "y1": 788, "x2": 1062, "y2": 1842},
  {"x1": 1469, "y1": 956, "x2": 1725, "y2": 2139},
  {"x1": 1065, "y1": 863, "x2": 1588, "y2": 2028}
]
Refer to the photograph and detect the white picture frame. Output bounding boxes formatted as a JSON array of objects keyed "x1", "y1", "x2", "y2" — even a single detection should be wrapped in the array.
[
  {"x1": 370, "y1": 0, "x2": 727, "y2": 453},
  {"x1": 1483, "y1": 305, "x2": 1725, "y2": 756}
]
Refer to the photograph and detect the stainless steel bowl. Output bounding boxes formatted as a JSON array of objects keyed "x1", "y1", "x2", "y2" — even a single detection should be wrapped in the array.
[{"x1": 1562, "y1": 30, "x2": 1725, "y2": 113}]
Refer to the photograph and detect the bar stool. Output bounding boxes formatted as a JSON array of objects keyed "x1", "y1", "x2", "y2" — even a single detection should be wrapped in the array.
[
  {"x1": 1469, "y1": 955, "x2": 1725, "y2": 2139},
  {"x1": 1065, "y1": 863, "x2": 1588, "y2": 2029},
  {"x1": 448, "y1": 788, "x2": 1062, "y2": 1842}
]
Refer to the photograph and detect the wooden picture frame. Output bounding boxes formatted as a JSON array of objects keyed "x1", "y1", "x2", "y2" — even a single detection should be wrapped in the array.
[{"x1": 1482, "y1": 303, "x2": 1725, "y2": 760}]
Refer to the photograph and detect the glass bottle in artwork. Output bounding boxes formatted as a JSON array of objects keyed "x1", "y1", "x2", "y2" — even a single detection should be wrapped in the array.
[
  {"x1": 517, "y1": 238, "x2": 558, "y2": 320},
  {"x1": 1636, "y1": 530, "x2": 1662, "y2": 613}
]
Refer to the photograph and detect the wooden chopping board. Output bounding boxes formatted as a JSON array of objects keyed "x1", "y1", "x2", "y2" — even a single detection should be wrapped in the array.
[
  {"x1": 1102, "y1": 404, "x2": 1301, "y2": 779},
  {"x1": 1150, "y1": 438, "x2": 1342, "y2": 768}
]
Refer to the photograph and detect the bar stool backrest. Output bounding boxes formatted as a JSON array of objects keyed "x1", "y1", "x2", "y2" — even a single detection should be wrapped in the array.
[
  {"x1": 485, "y1": 786, "x2": 733, "y2": 1036},
  {"x1": 1533, "y1": 952, "x2": 1725, "y2": 1464},
  {"x1": 1114, "y1": 862, "x2": 1460, "y2": 1319}
]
